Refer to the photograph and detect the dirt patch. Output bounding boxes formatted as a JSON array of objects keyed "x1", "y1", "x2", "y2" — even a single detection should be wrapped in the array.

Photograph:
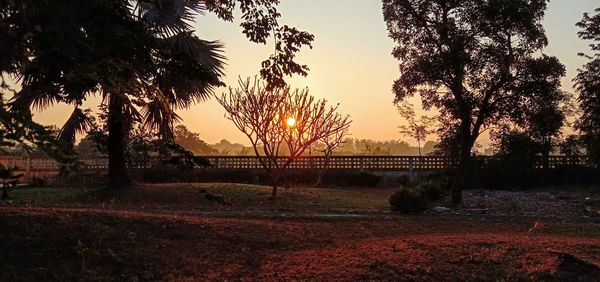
[{"x1": 1, "y1": 207, "x2": 599, "y2": 281}]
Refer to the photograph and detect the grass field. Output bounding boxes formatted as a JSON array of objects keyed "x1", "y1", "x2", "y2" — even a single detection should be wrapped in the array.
[{"x1": 5, "y1": 183, "x2": 393, "y2": 212}]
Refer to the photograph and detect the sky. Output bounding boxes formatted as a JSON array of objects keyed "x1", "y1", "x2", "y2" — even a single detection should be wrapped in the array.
[{"x1": 32, "y1": 0, "x2": 598, "y2": 146}]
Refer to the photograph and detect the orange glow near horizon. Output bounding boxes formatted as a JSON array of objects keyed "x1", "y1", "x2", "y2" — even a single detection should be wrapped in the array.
[{"x1": 19, "y1": 0, "x2": 597, "y2": 148}]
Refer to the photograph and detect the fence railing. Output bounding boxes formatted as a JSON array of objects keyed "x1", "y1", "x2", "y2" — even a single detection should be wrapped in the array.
[{"x1": 0, "y1": 155, "x2": 586, "y2": 174}]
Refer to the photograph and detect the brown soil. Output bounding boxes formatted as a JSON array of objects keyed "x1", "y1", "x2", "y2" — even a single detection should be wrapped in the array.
[{"x1": 1, "y1": 207, "x2": 599, "y2": 281}]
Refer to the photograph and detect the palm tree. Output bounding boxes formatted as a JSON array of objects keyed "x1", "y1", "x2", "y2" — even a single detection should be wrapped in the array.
[
  {"x1": 3, "y1": 0, "x2": 312, "y2": 189},
  {"x1": 6, "y1": 0, "x2": 225, "y2": 188}
]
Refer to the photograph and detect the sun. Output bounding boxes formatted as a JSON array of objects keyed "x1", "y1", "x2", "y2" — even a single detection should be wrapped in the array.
[{"x1": 286, "y1": 117, "x2": 296, "y2": 127}]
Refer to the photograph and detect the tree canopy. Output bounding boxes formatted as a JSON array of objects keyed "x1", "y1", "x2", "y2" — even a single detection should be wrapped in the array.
[
  {"x1": 574, "y1": 7, "x2": 600, "y2": 166},
  {"x1": 216, "y1": 77, "x2": 351, "y2": 197},
  {"x1": 383, "y1": 0, "x2": 565, "y2": 204},
  {"x1": 1, "y1": 0, "x2": 313, "y2": 187}
]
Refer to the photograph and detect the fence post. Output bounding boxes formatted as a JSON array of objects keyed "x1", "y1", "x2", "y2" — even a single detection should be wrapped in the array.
[{"x1": 359, "y1": 157, "x2": 364, "y2": 172}]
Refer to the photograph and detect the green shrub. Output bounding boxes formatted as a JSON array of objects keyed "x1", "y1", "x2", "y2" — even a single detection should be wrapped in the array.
[{"x1": 389, "y1": 187, "x2": 427, "y2": 213}]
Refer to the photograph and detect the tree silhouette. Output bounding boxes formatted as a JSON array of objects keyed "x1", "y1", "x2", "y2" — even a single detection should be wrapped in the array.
[
  {"x1": 396, "y1": 102, "x2": 436, "y2": 157},
  {"x1": 312, "y1": 127, "x2": 350, "y2": 186},
  {"x1": 383, "y1": 0, "x2": 564, "y2": 205},
  {"x1": 216, "y1": 77, "x2": 351, "y2": 198},
  {"x1": 174, "y1": 125, "x2": 218, "y2": 155},
  {"x1": 1, "y1": 0, "x2": 313, "y2": 188},
  {"x1": 574, "y1": 7, "x2": 600, "y2": 166}
]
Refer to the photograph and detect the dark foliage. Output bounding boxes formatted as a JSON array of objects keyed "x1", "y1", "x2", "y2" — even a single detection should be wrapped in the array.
[
  {"x1": 475, "y1": 165, "x2": 600, "y2": 190},
  {"x1": 30, "y1": 176, "x2": 46, "y2": 188},
  {"x1": 1, "y1": 0, "x2": 313, "y2": 188},
  {"x1": 574, "y1": 8, "x2": 600, "y2": 167},
  {"x1": 389, "y1": 187, "x2": 427, "y2": 214},
  {"x1": 0, "y1": 164, "x2": 24, "y2": 199},
  {"x1": 161, "y1": 143, "x2": 212, "y2": 171},
  {"x1": 494, "y1": 131, "x2": 539, "y2": 170},
  {"x1": 421, "y1": 182, "x2": 445, "y2": 202},
  {"x1": 314, "y1": 172, "x2": 383, "y2": 188},
  {"x1": 383, "y1": 0, "x2": 564, "y2": 204},
  {"x1": 86, "y1": 124, "x2": 209, "y2": 171}
]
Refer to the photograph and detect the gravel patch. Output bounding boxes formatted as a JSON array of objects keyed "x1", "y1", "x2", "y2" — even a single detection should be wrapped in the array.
[{"x1": 436, "y1": 190, "x2": 600, "y2": 219}]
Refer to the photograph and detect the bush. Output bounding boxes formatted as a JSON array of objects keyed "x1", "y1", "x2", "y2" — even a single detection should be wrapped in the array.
[
  {"x1": 421, "y1": 181, "x2": 444, "y2": 202},
  {"x1": 30, "y1": 176, "x2": 45, "y2": 187},
  {"x1": 319, "y1": 172, "x2": 382, "y2": 187},
  {"x1": 389, "y1": 187, "x2": 427, "y2": 213}
]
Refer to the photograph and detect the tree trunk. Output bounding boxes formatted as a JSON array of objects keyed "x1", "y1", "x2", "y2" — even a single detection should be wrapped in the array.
[
  {"x1": 107, "y1": 96, "x2": 132, "y2": 189},
  {"x1": 453, "y1": 121, "x2": 475, "y2": 206},
  {"x1": 315, "y1": 152, "x2": 332, "y2": 187},
  {"x1": 315, "y1": 170, "x2": 325, "y2": 187},
  {"x1": 270, "y1": 169, "x2": 279, "y2": 199}
]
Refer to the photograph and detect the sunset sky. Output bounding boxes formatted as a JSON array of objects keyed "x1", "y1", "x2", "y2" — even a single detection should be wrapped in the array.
[{"x1": 33, "y1": 0, "x2": 598, "y2": 146}]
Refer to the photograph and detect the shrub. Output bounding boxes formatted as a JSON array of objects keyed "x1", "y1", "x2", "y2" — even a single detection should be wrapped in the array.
[
  {"x1": 320, "y1": 172, "x2": 382, "y2": 187},
  {"x1": 30, "y1": 176, "x2": 46, "y2": 187},
  {"x1": 421, "y1": 181, "x2": 444, "y2": 202},
  {"x1": 389, "y1": 187, "x2": 427, "y2": 213}
]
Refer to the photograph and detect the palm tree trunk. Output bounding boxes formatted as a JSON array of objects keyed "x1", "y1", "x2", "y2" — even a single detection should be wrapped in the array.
[{"x1": 107, "y1": 96, "x2": 131, "y2": 189}]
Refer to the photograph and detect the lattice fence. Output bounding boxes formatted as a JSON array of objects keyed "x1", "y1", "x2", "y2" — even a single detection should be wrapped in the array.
[{"x1": 0, "y1": 155, "x2": 585, "y2": 173}]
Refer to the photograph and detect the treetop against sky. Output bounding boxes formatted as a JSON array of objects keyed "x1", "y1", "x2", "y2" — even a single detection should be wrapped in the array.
[{"x1": 24, "y1": 0, "x2": 599, "y2": 146}]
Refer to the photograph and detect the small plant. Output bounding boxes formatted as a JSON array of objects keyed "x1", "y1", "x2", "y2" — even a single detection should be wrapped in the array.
[
  {"x1": 389, "y1": 187, "x2": 427, "y2": 213},
  {"x1": 0, "y1": 163, "x2": 24, "y2": 199}
]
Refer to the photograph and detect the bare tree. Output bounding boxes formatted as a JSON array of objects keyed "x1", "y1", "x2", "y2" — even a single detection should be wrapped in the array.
[
  {"x1": 397, "y1": 102, "x2": 437, "y2": 157},
  {"x1": 312, "y1": 128, "x2": 349, "y2": 186},
  {"x1": 216, "y1": 78, "x2": 351, "y2": 198}
]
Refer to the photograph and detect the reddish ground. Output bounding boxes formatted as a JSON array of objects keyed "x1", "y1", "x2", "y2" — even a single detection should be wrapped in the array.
[{"x1": 1, "y1": 207, "x2": 599, "y2": 281}]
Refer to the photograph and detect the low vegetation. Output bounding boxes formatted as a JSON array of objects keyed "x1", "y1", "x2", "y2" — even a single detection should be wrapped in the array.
[
  {"x1": 3, "y1": 183, "x2": 392, "y2": 213},
  {"x1": 388, "y1": 181, "x2": 447, "y2": 213}
]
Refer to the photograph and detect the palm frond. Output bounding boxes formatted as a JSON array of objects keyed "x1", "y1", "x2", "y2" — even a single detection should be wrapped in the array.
[
  {"x1": 9, "y1": 85, "x2": 60, "y2": 114},
  {"x1": 58, "y1": 107, "x2": 95, "y2": 145},
  {"x1": 142, "y1": 93, "x2": 181, "y2": 141},
  {"x1": 168, "y1": 32, "x2": 226, "y2": 74},
  {"x1": 134, "y1": 0, "x2": 207, "y2": 36},
  {"x1": 157, "y1": 33, "x2": 226, "y2": 108}
]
